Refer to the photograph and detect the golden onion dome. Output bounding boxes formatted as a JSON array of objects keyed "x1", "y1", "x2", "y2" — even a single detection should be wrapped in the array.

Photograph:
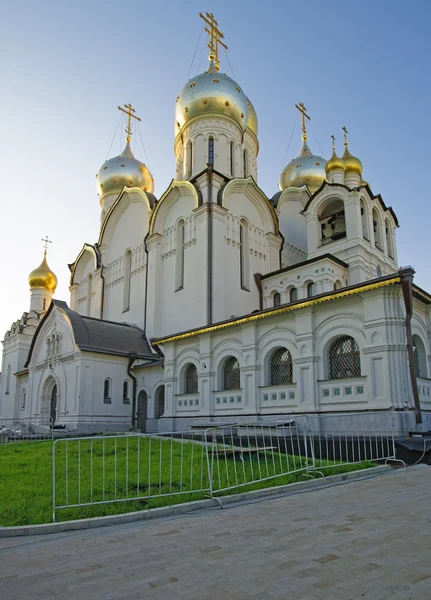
[
  {"x1": 246, "y1": 97, "x2": 258, "y2": 137},
  {"x1": 175, "y1": 62, "x2": 249, "y2": 135},
  {"x1": 96, "y1": 142, "x2": 154, "y2": 199},
  {"x1": 28, "y1": 253, "x2": 57, "y2": 292},
  {"x1": 279, "y1": 141, "x2": 327, "y2": 192},
  {"x1": 343, "y1": 146, "x2": 363, "y2": 176},
  {"x1": 325, "y1": 149, "x2": 345, "y2": 176}
]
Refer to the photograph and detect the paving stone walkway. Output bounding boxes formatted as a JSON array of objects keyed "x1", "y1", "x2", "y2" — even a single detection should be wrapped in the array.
[{"x1": 1, "y1": 466, "x2": 430, "y2": 600}]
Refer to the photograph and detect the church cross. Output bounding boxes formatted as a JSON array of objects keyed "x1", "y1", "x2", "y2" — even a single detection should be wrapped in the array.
[
  {"x1": 331, "y1": 134, "x2": 336, "y2": 151},
  {"x1": 199, "y1": 12, "x2": 227, "y2": 72},
  {"x1": 342, "y1": 126, "x2": 349, "y2": 146},
  {"x1": 41, "y1": 235, "x2": 52, "y2": 256},
  {"x1": 295, "y1": 102, "x2": 310, "y2": 142},
  {"x1": 117, "y1": 103, "x2": 141, "y2": 143}
]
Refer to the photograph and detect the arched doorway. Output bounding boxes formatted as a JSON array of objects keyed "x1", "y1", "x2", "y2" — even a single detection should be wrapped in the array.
[
  {"x1": 136, "y1": 390, "x2": 148, "y2": 433},
  {"x1": 154, "y1": 386, "x2": 165, "y2": 419},
  {"x1": 50, "y1": 385, "x2": 58, "y2": 426}
]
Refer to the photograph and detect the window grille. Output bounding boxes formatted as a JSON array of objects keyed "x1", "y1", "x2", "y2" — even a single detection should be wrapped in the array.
[
  {"x1": 222, "y1": 356, "x2": 240, "y2": 390},
  {"x1": 208, "y1": 137, "x2": 214, "y2": 167},
  {"x1": 103, "y1": 379, "x2": 111, "y2": 402},
  {"x1": 273, "y1": 292, "x2": 281, "y2": 307},
  {"x1": 270, "y1": 348, "x2": 293, "y2": 385},
  {"x1": 413, "y1": 343, "x2": 421, "y2": 377},
  {"x1": 329, "y1": 336, "x2": 361, "y2": 379},
  {"x1": 184, "y1": 364, "x2": 198, "y2": 394}
]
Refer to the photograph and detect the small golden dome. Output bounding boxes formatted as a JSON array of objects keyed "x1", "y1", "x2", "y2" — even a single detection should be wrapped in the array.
[
  {"x1": 279, "y1": 141, "x2": 327, "y2": 192},
  {"x1": 246, "y1": 97, "x2": 258, "y2": 137},
  {"x1": 29, "y1": 253, "x2": 57, "y2": 292},
  {"x1": 96, "y1": 142, "x2": 154, "y2": 199},
  {"x1": 343, "y1": 146, "x2": 363, "y2": 176},
  {"x1": 325, "y1": 149, "x2": 345, "y2": 175},
  {"x1": 175, "y1": 62, "x2": 249, "y2": 135}
]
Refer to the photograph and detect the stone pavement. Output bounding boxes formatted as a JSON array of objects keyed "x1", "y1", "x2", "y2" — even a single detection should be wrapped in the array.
[{"x1": 1, "y1": 466, "x2": 430, "y2": 600}]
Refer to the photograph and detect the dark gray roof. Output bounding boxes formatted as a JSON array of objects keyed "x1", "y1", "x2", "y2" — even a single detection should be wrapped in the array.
[{"x1": 25, "y1": 300, "x2": 158, "y2": 366}]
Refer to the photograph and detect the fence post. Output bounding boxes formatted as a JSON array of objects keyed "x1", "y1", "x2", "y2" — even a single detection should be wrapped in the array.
[
  {"x1": 52, "y1": 440, "x2": 56, "y2": 523},
  {"x1": 204, "y1": 428, "x2": 214, "y2": 497}
]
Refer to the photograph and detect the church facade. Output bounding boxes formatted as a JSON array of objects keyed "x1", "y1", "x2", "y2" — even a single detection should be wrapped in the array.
[{"x1": 1, "y1": 15, "x2": 431, "y2": 434}]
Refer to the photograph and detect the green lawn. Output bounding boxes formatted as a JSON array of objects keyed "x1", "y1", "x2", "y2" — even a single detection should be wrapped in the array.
[{"x1": 0, "y1": 436, "x2": 375, "y2": 527}]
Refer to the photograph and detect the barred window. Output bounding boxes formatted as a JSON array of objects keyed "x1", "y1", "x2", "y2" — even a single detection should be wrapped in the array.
[
  {"x1": 222, "y1": 356, "x2": 240, "y2": 390},
  {"x1": 270, "y1": 348, "x2": 293, "y2": 385},
  {"x1": 273, "y1": 292, "x2": 281, "y2": 307},
  {"x1": 329, "y1": 336, "x2": 361, "y2": 379},
  {"x1": 184, "y1": 363, "x2": 198, "y2": 394}
]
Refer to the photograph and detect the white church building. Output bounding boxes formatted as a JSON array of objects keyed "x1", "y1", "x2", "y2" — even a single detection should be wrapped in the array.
[{"x1": 1, "y1": 14, "x2": 431, "y2": 434}]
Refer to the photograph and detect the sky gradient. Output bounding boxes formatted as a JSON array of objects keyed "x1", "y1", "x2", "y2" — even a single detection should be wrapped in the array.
[{"x1": 1, "y1": 0, "x2": 430, "y2": 339}]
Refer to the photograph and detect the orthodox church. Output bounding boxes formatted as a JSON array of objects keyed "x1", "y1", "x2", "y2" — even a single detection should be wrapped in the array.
[{"x1": 1, "y1": 14, "x2": 430, "y2": 434}]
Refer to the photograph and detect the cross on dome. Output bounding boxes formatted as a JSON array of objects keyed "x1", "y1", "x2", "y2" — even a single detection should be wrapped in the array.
[
  {"x1": 199, "y1": 12, "x2": 227, "y2": 72},
  {"x1": 41, "y1": 235, "x2": 52, "y2": 256},
  {"x1": 342, "y1": 126, "x2": 349, "y2": 146},
  {"x1": 117, "y1": 103, "x2": 141, "y2": 143},
  {"x1": 295, "y1": 102, "x2": 310, "y2": 142}
]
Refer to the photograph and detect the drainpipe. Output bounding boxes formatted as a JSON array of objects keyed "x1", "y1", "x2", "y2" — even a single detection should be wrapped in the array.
[
  {"x1": 127, "y1": 353, "x2": 137, "y2": 430},
  {"x1": 207, "y1": 165, "x2": 213, "y2": 325},
  {"x1": 399, "y1": 267, "x2": 422, "y2": 424}
]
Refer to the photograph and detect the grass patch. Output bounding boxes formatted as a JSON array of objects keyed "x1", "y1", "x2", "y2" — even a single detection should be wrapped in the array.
[{"x1": 0, "y1": 436, "x2": 375, "y2": 527}]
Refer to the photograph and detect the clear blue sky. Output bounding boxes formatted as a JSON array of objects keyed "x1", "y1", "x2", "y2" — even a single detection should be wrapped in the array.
[{"x1": 1, "y1": 0, "x2": 430, "y2": 338}]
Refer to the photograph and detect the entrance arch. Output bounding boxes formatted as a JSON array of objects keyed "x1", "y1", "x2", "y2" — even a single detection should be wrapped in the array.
[
  {"x1": 136, "y1": 390, "x2": 148, "y2": 433},
  {"x1": 41, "y1": 376, "x2": 58, "y2": 426},
  {"x1": 50, "y1": 385, "x2": 58, "y2": 426}
]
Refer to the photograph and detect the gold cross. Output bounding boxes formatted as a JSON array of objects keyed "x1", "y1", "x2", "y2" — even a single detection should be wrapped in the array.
[
  {"x1": 295, "y1": 102, "x2": 310, "y2": 142},
  {"x1": 199, "y1": 12, "x2": 227, "y2": 72},
  {"x1": 342, "y1": 126, "x2": 348, "y2": 146},
  {"x1": 41, "y1": 236, "x2": 52, "y2": 256},
  {"x1": 331, "y1": 134, "x2": 336, "y2": 151},
  {"x1": 117, "y1": 103, "x2": 141, "y2": 143}
]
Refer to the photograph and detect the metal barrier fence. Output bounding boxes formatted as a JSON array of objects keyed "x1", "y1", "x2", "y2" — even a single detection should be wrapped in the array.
[
  {"x1": 0, "y1": 418, "x2": 55, "y2": 444},
  {"x1": 52, "y1": 412, "x2": 400, "y2": 522}
]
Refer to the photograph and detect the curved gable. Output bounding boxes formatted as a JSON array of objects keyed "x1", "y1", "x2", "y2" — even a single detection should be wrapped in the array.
[
  {"x1": 69, "y1": 244, "x2": 101, "y2": 285},
  {"x1": 148, "y1": 180, "x2": 200, "y2": 236}
]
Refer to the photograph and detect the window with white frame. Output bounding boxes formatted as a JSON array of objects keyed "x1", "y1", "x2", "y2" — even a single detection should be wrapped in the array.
[
  {"x1": 123, "y1": 381, "x2": 130, "y2": 404},
  {"x1": 187, "y1": 140, "x2": 193, "y2": 178},
  {"x1": 175, "y1": 220, "x2": 185, "y2": 290},
  {"x1": 123, "y1": 250, "x2": 132, "y2": 312},
  {"x1": 184, "y1": 363, "x2": 198, "y2": 394},
  {"x1": 208, "y1": 137, "x2": 214, "y2": 167},
  {"x1": 243, "y1": 149, "x2": 248, "y2": 178},
  {"x1": 290, "y1": 287, "x2": 298, "y2": 302},
  {"x1": 21, "y1": 389, "x2": 26, "y2": 410},
  {"x1": 5, "y1": 365, "x2": 11, "y2": 394},
  {"x1": 230, "y1": 141, "x2": 235, "y2": 176},
  {"x1": 273, "y1": 292, "x2": 281, "y2": 307},
  {"x1": 103, "y1": 378, "x2": 111, "y2": 403},
  {"x1": 240, "y1": 220, "x2": 250, "y2": 290}
]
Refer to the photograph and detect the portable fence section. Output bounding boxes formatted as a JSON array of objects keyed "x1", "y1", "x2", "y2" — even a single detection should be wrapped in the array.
[
  {"x1": 52, "y1": 431, "x2": 210, "y2": 522},
  {"x1": 204, "y1": 418, "x2": 313, "y2": 496},
  {"x1": 0, "y1": 418, "x2": 54, "y2": 444}
]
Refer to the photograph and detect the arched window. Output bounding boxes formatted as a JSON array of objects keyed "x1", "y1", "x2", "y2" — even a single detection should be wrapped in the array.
[
  {"x1": 155, "y1": 386, "x2": 165, "y2": 418},
  {"x1": 230, "y1": 141, "x2": 235, "y2": 176},
  {"x1": 240, "y1": 220, "x2": 250, "y2": 289},
  {"x1": 175, "y1": 220, "x2": 185, "y2": 290},
  {"x1": 334, "y1": 280, "x2": 342, "y2": 291},
  {"x1": 184, "y1": 364, "x2": 198, "y2": 394},
  {"x1": 21, "y1": 389, "x2": 26, "y2": 410},
  {"x1": 373, "y1": 209, "x2": 382, "y2": 250},
  {"x1": 385, "y1": 219, "x2": 394, "y2": 258},
  {"x1": 5, "y1": 365, "x2": 11, "y2": 394},
  {"x1": 329, "y1": 336, "x2": 361, "y2": 379},
  {"x1": 243, "y1": 149, "x2": 248, "y2": 178},
  {"x1": 307, "y1": 282, "x2": 315, "y2": 298},
  {"x1": 273, "y1": 292, "x2": 281, "y2": 307},
  {"x1": 123, "y1": 381, "x2": 130, "y2": 404},
  {"x1": 290, "y1": 287, "x2": 297, "y2": 303},
  {"x1": 123, "y1": 250, "x2": 132, "y2": 312},
  {"x1": 187, "y1": 141, "x2": 193, "y2": 178},
  {"x1": 319, "y1": 199, "x2": 346, "y2": 244},
  {"x1": 222, "y1": 356, "x2": 240, "y2": 390},
  {"x1": 412, "y1": 335, "x2": 427, "y2": 378},
  {"x1": 43, "y1": 298, "x2": 46, "y2": 311},
  {"x1": 269, "y1": 348, "x2": 293, "y2": 385},
  {"x1": 208, "y1": 137, "x2": 214, "y2": 167},
  {"x1": 103, "y1": 379, "x2": 111, "y2": 404},
  {"x1": 360, "y1": 199, "x2": 370, "y2": 241},
  {"x1": 87, "y1": 273, "x2": 92, "y2": 316}
]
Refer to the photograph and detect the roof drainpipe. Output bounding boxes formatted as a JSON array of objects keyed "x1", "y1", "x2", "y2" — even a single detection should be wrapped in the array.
[
  {"x1": 400, "y1": 267, "x2": 422, "y2": 424},
  {"x1": 207, "y1": 164, "x2": 213, "y2": 325},
  {"x1": 127, "y1": 353, "x2": 137, "y2": 430}
]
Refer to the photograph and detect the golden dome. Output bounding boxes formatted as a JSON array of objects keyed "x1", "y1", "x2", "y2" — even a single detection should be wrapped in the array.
[
  {"x1": 175, "y1": 61, "x2": 249, "y2": 135},
  {"x1": 343, "y1": 146, "x2": 362, "y2": 175},
  {"x1": 29, "y1": 253, "x2": 57, "y2": 292},
  {"x1": 96, "y1": 142, "x2": 154, "y2": 199},
  {"x1": 279, "y1": 141, "x2": 327, "y2": 192},
  {"x1": 246, "y1": 97, "x2": 258, "y2": 137},
  {"x1": 325, "y1": 149, "x2": 345, "y2": 175}
]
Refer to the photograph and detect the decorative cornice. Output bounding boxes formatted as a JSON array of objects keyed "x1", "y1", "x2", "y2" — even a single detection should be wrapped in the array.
[{"x1": 153, "y1": 276, "x2": 401, "y2": 345}]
